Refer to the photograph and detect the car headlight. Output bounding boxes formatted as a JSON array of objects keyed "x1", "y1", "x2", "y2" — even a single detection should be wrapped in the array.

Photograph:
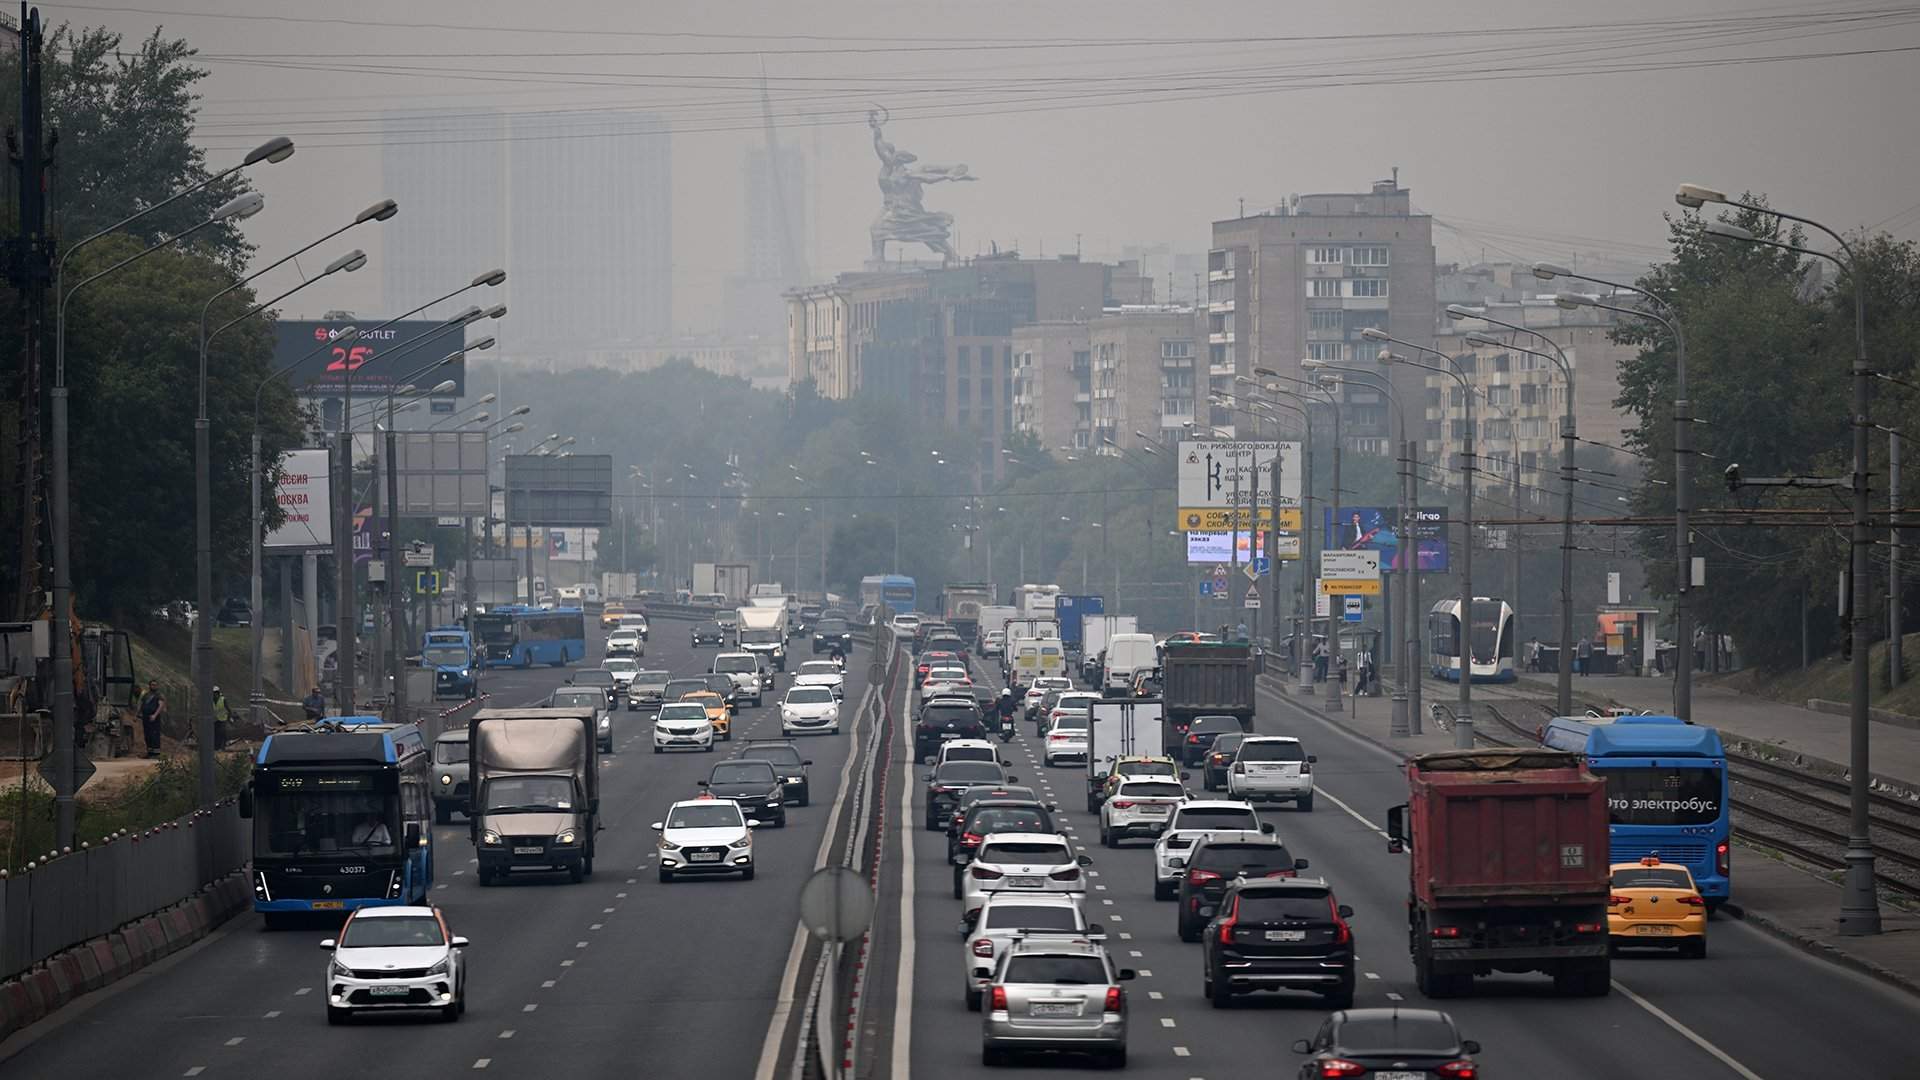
[
  {"x1": 657, "y1": 837, "x2": 681, "y2": 851},
  {"x1": 556, "y1": 830, "x2": 577, "y2": 845},
  {"x1": 330, "y1": 958, "x2": 352, "y2": 979},
  {"x1": 598, "y1": 716, "x2": 611, "y2": 732},
  {"x1": 425, "y1": 956, "x2": 450, "y2": 977},
  {"x1": 729, "y1": 834, "x2": 753, "y2": 850},
  {"x1": 440, "y1": 773, "x2": 452, "y2": 786},
  {"x1": 482, "y1": 831, "x2": 502, "y2": 846},
  {"x1": 459, "y1": 668, "x2": 470, "y2": 677}
]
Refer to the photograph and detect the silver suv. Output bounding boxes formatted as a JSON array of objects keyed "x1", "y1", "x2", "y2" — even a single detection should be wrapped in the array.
[{"x1": 981, "y1": 936, "x2": 1135, "y2": 1068}]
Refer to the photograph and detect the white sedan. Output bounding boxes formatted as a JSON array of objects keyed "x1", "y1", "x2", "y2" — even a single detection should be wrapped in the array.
[
  {"x1": 792, "y1": 660, "x2": 846, "y2": 698},
  {"x1": 780, "y1": 685, "x2": 842, "y2": 735},
  {"x1": 653, "y1": 797, "x2": 756, "y2": 882},
  {"x1": 653, "y1": 702, "x2": 715, "y2": 753},
  {"x1": 1042, "y1": 713, "x2": 1090, "y2": 767},
  {"x1": 322, "y1": 906, "x2": 468, "y2": 1024}
]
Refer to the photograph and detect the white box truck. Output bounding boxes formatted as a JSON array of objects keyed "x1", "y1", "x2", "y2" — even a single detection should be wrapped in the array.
[
  {"x1": 1085, "y1": 697, "x2": 1166, "y2": 811},
  {"x1": 1079, "y1": 615, "x2": 1139, "y2": 684},
  {"x1": 1101, "y1": 632, "x2": 1159, "y2": 697}
]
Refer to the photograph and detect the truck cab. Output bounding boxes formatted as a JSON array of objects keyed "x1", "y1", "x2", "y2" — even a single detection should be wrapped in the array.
[{"x1": 422, "y1": 626, "x2": 481, "y2": 699}]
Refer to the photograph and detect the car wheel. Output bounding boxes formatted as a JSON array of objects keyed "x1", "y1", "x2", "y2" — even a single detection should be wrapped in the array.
[
  {"x1": 1153, "y1": 880, "x2": 1175, "y2": 902},
  {"x1": 653, "y1": 745, "x2": 663, "y2": 754},
  {"x1": 568, "y1": 861, "x2": 584, "y2": 884},
  {"x1": 457, "y1": 983, "x2": 467, "y2": 1015},
  {"x1": 740, "y1": 864, "x2": 756, "y2": 881},
  {"x1": 965, "y1": 987, "x2": 982, "y2": 1011},
  {"x1": 703, "y1": 743, "x2": 714, "y2": 752},
  {"x1": 1100, "y1": 823, "x2": 1115, "y2": 848},
  {"x1": 1208, "y1": 965, "x2": 1233, "y2": 1008},
  {"x1": 952, "y1": 868, "x2": 964, "y2": 899},
  {"x1": 327, "y1": 1005, "x2": 351, "y2": 1025},
  {"x1": 582, "y1": 855, "x2": 594, "y2": 876},
  {"x1": 1297, "y1": 794, "x2": 1315, "y2": 812},
  {"x1": 1682, "y1": 937, "x2": 1707, "y2": 959},
  {"x1": 981, "y1": 1047, "x2": 1007, "y2": 1068},
  {"x1": 1103, "y1": 1048, "x2": 1126, "y2": 1069},
  {"x1": 440, "y1": 998, "x2": 461, "y2": 1022},
  {"x1": 799, "y1": 789, "x2": 811, "y2": 807},
  {"x1": 775, "y1": 814, "x2": 787, "y2": 829},
  {"x1": 925, "y1": 811, "x2": 941, "y2": 832},
  {"x1": 659, "y1": 867, "x2": 674, "y2": 883},
  {"x1": 1324, "y1": 984, "x2": 1354, "y2": 1010},
  {"x1": 476, "y1": 866, "x2": 494, "y2": 887},
  {"x1": 1177, "y1": 916, "x2": 1200, "y2": 943}
]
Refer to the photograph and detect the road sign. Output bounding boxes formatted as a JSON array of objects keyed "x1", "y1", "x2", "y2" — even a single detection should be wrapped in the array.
[
  {"x1": 1314, "y1": 584, "x2": 1331, "y2": 618},
  {"x1": 1244, "y1": 585, "x2": 1261, "y2": 609},
  {"x1": 414, "y1": 570, "x2": 443, "y2": 595},
  {"x1": 38, "y1": 753, "x2": 96, "y2": 794},
  {"x1": 1199, "y1": 581, "x2": 1212, "y2": 597},
  {"x1": 1344, "y1": 596, "x2": 1364, "y2": 623},
  {"x1": 402, "y1": 541, "x2": 435, "y2": 568},
  {"x1": 1176, "y1": 440, "x2": 1302, "y2": 530},
  {"x1": 1320, "y1": 578, "x2": 1382, "y2": 596},
  {"x1": 436, "y1": 516, "x2": 463, "y2": 528},
  {"x1": 1252, "y1": 556, "x2": 1271, "y2": 576},
  {"x1": 1319, "y1": 550, "x2": 1381, "y2": 579},
  {"x1": 1177, "y1": 507, "x2": 1303, "y2": 533},
  {"x1": 1243, "y1": 561, "x2": 1259, "y2": 582},
  {"x1": 799, "y1": 866, "x2": 874, "y2": 943}
]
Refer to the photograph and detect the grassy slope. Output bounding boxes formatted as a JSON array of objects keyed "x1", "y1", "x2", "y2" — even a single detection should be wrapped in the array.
[{"x1": 1713, "y1": 631, "x2": 1920, "y2": 717}]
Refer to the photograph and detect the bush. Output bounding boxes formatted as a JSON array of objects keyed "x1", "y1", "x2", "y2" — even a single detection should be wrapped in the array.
[{"x1": 0, "y1": 752, "x2": 248, "y2": 871}]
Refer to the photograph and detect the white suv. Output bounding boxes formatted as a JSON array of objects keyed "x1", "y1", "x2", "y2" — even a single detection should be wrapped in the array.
[
  {"x1": 955, "y1": 832, "x2": 1092, "y2": 917},
  {"x1": 1151, "y1": 801, "x2": 1269, "y2": 900},
  {"x1": 779, "y1": 685, "x2": 842, "y2": 735},
  {"x1": 958, "y1": 893, "x2": 1099, "y2": 1011},
  {"x1": 1098, "y1": 778, "x2": 1186, "y2": 847},
  {"x1": 652, "y1": 797, "x2": 756, "y2": 882},
  {"x1": 653, "y1": 702, "x2": 715, "y2": 753},
  {"x1": 712, "y1": 652, "x2": 765, "y2": 707},
  {"x1": 1224, "y1": 736, "x2": 1316, "y2": 810}
]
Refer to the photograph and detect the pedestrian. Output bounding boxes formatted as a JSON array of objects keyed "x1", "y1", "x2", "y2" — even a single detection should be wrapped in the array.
[
  {"x1": 1693, "y1": 626, "x2": 1706, "y2": 673},
  {"x1": 1576, "y1": 635, "x2": 1593, "y2": 676},
  {"x1": 211, "y1": 685, "x2": 234, "y2": 749},
  {"x1": 1525, "y1": 637, "x2": 1541, "y2": 673},
  {"x1": 1354, "y1": 646, "x2": 1374, "y2": 697},
  {"x1": 1313, "y1": 639, "x2": 1329, "y2": 682},
  {"x1": 303, "y1": 686, "x2": 326, "y2": 723},
  {"x1": 137, "y1": 679, "x2": 166, "y2": 758},
  {"x1": 1235, "y1": 621, "x2": 1249, "y2": 642}
]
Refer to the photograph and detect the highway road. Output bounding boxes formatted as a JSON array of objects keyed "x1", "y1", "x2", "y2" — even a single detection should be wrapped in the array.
[
  {"x1": 893, "y1": 669, "x2": 1920, "y2": 1080},
  {"x1": 0, "y1": 625, "x2": 875, "y2": 1079}
]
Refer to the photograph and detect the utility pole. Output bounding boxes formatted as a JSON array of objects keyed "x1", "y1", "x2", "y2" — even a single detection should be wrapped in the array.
[
  {"x1": 385, "y1": 424, "x2": 404, "y2": 716},
  {"x1": 1248, "y1": 450, "x2": 1260, "y2": 643}
]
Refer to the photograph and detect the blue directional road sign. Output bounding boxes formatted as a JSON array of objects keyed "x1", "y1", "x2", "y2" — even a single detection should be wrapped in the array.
[{"x1": 1252, "y1": 556, "x2": 1271, "y2": 576}]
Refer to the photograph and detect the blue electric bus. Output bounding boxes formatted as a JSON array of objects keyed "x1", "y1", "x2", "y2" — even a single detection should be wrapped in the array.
[
  {"x1": 1541, "y1": 715, "x2": 1731, "y2": 906},
  {"x1": 474, "y1": 605, "x2": 588, "y2": 668},
  {"x1": 1427, "y1": 597, "x2": 1517, "y2": 682},
  {"x1": 243, "y1": 718, "x2": 434, "y2": 927},
  {"x1": 422, "y1": 625, "x2": 481, "y2": 698},
  {"x1": 859, "y1": 574, "x2": 917, "y2": 616}
]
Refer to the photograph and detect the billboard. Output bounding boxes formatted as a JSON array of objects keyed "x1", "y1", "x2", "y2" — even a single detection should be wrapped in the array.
[
  {"x1": 1321, "y1": 506, "x2": 1450, "y2": 572},
  {"x1": 394, "y1": 430, "x2": 488, "y2": 516},
  {"x1": 275, "y1": 319, "x2": 467, "y2": 398},
  {"x1": 504, "y1": 454, "x2": 614, "y2": 528},
  {"x1": 265, "y1": 448, "x2": 331, "y2": 549},
  {"x1": 1186, "y1": 531, "x2": 1301, "y2": 563}
]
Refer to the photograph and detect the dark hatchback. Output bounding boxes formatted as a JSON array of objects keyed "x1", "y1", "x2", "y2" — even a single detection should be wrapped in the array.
[
  {"x1": 1202, "y1": 732, "x2": 1248, "y2": 791},
  {"x1": 699, "y1": 759, "x2": 787, "y2": 827},
  {"x1": 922, "y1": 760, "x2": 1015, "y2": 831},
  {"x1": 738, "y1": 741, "x2": 813, "y2": 806},
  {"x1": 915, "y1": 701, "x2": 989, "y2": 763},
  {"x1": 1292, "y1": 1008, "x2": 1481, "y2": 1079},
  {"x1": 1175, "y1": 835, "x2": 1310, "y2": 942},
  {"x1": 1203, "y1": 878, "x2": 1356, "y2": 1008},
  {"x1": 1179, "y1": 714, "x2": 1247, "y2": 765},
  {"x1": 812, "y1": 618, "x2": 854, "y2": 654},
  {"x1": 691, "y1": 622, "x2": 729, "y2": 647},
  {"x1": 949, "y1": 797, "x2": 1060, "y2": 865}
]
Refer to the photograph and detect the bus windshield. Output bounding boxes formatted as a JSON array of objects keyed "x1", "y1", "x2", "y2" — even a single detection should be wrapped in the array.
[
  {"x1": 1603, "y1": 767, "x2": 1723, "y2": 826},
  {"x1": 255, "y1": 789, "x2": 399, "y2": 857}
]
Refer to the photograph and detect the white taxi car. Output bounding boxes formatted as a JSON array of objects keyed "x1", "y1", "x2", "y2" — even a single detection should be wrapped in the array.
[
  {"x1": 653, "y1": 701, "x2": 716, "y2": 753},
  {"x1": 792, "y1": 660, "x2": 846, "y2": 698},
  {"x1": 779, "y1": 684, "x2": 842, "y2": 736},
  {"x1": 653, "y1": 796, "x2": 757, "y2": 882}
]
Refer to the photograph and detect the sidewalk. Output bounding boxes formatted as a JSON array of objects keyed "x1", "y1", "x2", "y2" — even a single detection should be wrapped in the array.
[
  {"x1": 1487, "y1": 669, "x2": 1920, "y2": 796},
  {"x1": 1261, "y1": 671, "x2": 1920, "y2": 999}
]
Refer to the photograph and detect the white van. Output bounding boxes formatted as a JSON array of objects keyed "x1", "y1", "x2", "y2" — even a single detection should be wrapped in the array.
[{"x1": 1101, "y1": 632, "x2": 1158, "y2": 695}]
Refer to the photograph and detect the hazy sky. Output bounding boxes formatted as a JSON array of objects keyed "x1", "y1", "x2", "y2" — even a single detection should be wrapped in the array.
[{"x1": 60, "y1": 0, "x2": 1920, "y2": 335}]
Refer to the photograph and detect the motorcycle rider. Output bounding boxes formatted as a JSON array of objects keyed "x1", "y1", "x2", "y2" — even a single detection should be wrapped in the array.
[{"x1": 995, "y1": 687, "x2": 1019, "y2": 738}]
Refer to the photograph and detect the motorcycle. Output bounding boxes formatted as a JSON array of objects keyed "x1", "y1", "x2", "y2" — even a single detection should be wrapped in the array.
[{"x1": 997, "y1": 712, "x2": 1017, "y2": 743}]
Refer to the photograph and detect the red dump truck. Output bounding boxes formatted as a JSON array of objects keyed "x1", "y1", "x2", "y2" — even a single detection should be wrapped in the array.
[{"x1": 1385, "y1": 748, "x2": 1612, "y2": 998}]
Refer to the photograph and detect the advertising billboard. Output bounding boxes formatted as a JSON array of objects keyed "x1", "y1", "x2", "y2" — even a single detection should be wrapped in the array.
[
  {"x1": 1321, "y1": 506, "x2": 1450, "y2": 572},
  {"x1": 504, "y1": 454, "x2": 614, "y2": 528},
  {"x1": 275, "y1": 319, "x2": 467, "y2": 398},
  {"x1": 1186, "y1": 531, "x2": 1302, "y2": 563},
  {"x1": 264, "y1": 448, "x2": 331, "y2": 549}
]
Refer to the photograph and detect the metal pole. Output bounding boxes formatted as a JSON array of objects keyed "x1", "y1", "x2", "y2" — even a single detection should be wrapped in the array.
[
  {"x1": 385, "y1": 421, "x2": 405, "y2": 715},
  {"x1": 1890, "y1": 432, "x2": 1903, "y2": 689},
  {"x1": 335, "y1": 367, "x2": 356, "y2": 714},
  {"x1": 1247, "y1": 453, "x2": 1259, "y2": 642},
  {"x1": 1842, "y1": 271, "x2": 1881, "y2": 934},
  {"x1": 1392, "y1": 430, "x2": 1411, "y2": 737},
  {"x1": 1297, "y1": 409, "x2": 1316, "y2": 694},
  {"x1": 249, "y1": 430, "x2": 265, "y2": 733},
  {"x1": 1325, "y1": 407, "x2": 1344, "y2": 711},
  {"x1": 1406, "y1": 439, "x2": 1422, "y2": 735},
  {"x1": 1457, "y1": 383, "x2": 1476, "y2": 748},
  {"x1": 1557, "y1": 375, "x2": 1577, "y2": 718}
]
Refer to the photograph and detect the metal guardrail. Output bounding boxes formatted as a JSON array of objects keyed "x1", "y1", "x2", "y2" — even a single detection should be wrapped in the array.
[{"x1": 1, "y1": 801, "x2": 247, "y2": 982}]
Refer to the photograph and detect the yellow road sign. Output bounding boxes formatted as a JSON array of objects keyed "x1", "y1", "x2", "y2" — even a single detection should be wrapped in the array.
[
  {"x1": 1179, "y1": 507, "x2": 1303, "y2": 532},
  {"x1": 1321, "y1": 578, "x2": 1382, "y2": 596}
]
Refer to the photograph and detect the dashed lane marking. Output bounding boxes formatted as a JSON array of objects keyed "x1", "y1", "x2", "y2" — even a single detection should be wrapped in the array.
[
  {"x1": 575, "y1": 941, "x2": 589, "y2": 948},
  {"x1": 560, "y1": 960, "x2": 575, "y2": 967},
  {"x1": 1611, "y1": 980, "x2": 1768, "y2": 1080},
  {"x1": 590, "y1": 923, "x2": 604, "y2": 930},
  {"x1": 522, "y1": 1003, "x2": 538, "y2": 1013},
  {"x1": 541, "y1": 980, "x2": 556, "y2": 989},
  {"x1": 184, "y1": 1069, "x2": 206, "y2": 1077},
  {"x1": 1363, "y1": 972, "x2": 1380, "y2": 980},
  {"x1": 1129, "y1": 950, "x2": 1143, "y2": 957},
  {"x1": 1172, "y1": 1046, "x2": 1191, "y2": 1057},
  {"x1": 293, "y1": 987, "x2": 311, "y2": 996},
  {"x1": 499, "y1": 1030, "x2": 515, "y2": 1039},
  {"x1": 225, "y1": 1036, "x2": 244, "y2": 1046},
  {"x1": 1160, "y1": 1018, "x2": 1177, "y2": 1028},
  {"x1": 1148, "y1": 991, "x2": 1164, "y2": 1000},
  {"x1": 1386, "y1": 992, "x2": 1404, "y2": 1001},
  {"x1": 263, "y1": 1010, "x2": 280, "y2": 1019},
  {"x1": 473, "y1": 1059, "x2": 491, "y2": 1070}
]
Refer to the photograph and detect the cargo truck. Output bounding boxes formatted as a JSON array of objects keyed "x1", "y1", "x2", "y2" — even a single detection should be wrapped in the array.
[
  {"x1": 1385, "y1": 748, "x2": 1612, "y2": 998},
  {"x1": 1160, "y1": 641, "x2": 1256, "y2": 755},
  {"x1": 1055, "y1": 594, "x2": 1105, "y2": 656},
  {"x1": 469, "y1": 707, "x2": 601, "y2": 885},
  {"x1": 737, "y1": 605, "x2": 790, "y2": 671},
  {"x1": 1078, "y1": 614, "x2": 1138, "y2": 685},
  {"x1": 977, "y1": 605, "x2": 1018, "y2": 651},
  {"x1": 941, "y1": 582, "x2": 994, "y2": 641},
  {"x1": 1084, "y1": 697, "x2": 1167, "y2": 812},
  {"x1": 693, "y1": 562, "x2": 756, "y2": 604}
]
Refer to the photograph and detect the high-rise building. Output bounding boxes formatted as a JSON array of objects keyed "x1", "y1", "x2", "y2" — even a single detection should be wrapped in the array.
[
  {"x1": 508, "y1": 110, "x2": 671, "y2": 350},
  {"x1": 727, "y1": 143, "x2": 809, "y2": 341},
  {"x1": 1208, "y1": 177, "x2": 1438, "y2": 451},
  {"x1": 381, "y1": 109, "x2": 508, "y2": 320}
]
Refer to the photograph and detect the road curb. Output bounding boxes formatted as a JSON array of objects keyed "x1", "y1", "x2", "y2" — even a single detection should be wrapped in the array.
[{"x1": 0, "y1": 869, "x2": 252, "y2": 1043}]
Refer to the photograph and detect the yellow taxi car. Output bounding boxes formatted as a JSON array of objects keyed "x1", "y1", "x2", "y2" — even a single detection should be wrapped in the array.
[
  {"x1": 601, "y1": 601, "x2": 628, "y2": 629},
  {"x1": 679, "y1": 690, "x2": 733, "y2": 741},
  {"x1": 1095, "y1": 754, "x2": 1183, "y2": 804},
  {"x1": 1608, "y1": 855, "x2": 1708, "y2": 957}
]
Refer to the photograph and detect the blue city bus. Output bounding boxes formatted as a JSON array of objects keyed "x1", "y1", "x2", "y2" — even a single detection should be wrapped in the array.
[
  {"x1": 1541, "y1": 715, "x2": 1730, "y2": 905},
  {"x1": 422, "y1": 625, "x2": 480, "y2": 698},
  {"x1": 242, "y1": 718, "x2": 434, "y2": 927},
  {"x1": 859, "y1": 574, "x2": 917, "y2": 616},
  {"x1": 474, "y1": 605, "x2": 588, "y2": 668}
]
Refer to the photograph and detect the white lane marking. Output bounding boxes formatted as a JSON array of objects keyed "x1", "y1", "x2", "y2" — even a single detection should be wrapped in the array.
[
  {"x1": 472, "y1": 1060, "x2": 491, "y2": 1070},
  {"x1": 1094, "y1": 884, "x2": 1108, "y2": 891},
  {"x1": 453, "y1": 870, "x2": 466, "y2": 877},
  {"x1": 499, "y1": 1030, "x2": 515, "y2": 1039},
  {"x1": 522, "y1": 1003, "x2": 538, "y2": 1013},
  {"x1": 293, "y1": 987, "x2": 311, "y2": 996},
  {"x1": 1101, "y1": 898, "x2": 1114, "y2": 906},
  {"x1": 1160, "y1": 1017, "x2": 1176, "y2": 1028},
  {"x1": 1173, "y1": 1046, "x2": 1192, "y2": 1057},
  {"x1": 1119, "y1": 932, "x2": 1133, "y2": 940},
  {"x1": 1386, "y1": 992, "x2": 1404, "y2": 1001},
  {"x1": 575, "y1": 941, "x2": 589, "y2": 949},
  {"x1": 560, "y1": 959, "x2": 575, "y2": 967},
  {"x1": 1363, "y1": 972, "x2": 1380, "y2": 980},
  {"x1": 1111, "y1": 915, "x2": 1124, "y2": 922},
  {"x1": 436, "y1": 884, "x2": 449, "y2": 890},
  {"x1": 625, "y1": 879, "x2": 636, "y2": 885},
  {"x1": 1137, "y1": 968, "x2": 1150, "y2": 976},
  {"x1": 1148, "y1": 991, "x2": 1164, "y2": 1000},
  {"x1": 603, "y1": 907, "x2": 616, "y2": 913},
  {"x1": 225, "y1": 1036, "x2": 244, "y2": 1046},
  {"x1": 1611, "y1": 980, "x2": 1767, "y2": 1080},
  {"x1": 541, "y1": 980, "x2": 556, "y2": 989},
  {"x1": 1314, "y1": 785, "x2": 1391, "y2": 840},
  {"x1": 263, "y1": 1010, "x2": 280, "y2": 1018},
  {"x1": 590, "y1": 923, "x2": 604, "y2": 930},
  {"x1": 184, "y1": 1069, "x2": 206, "y2": 1077},
  {"x1": 1129, "y1": 950, "x2": 1143, "y2": 957}
]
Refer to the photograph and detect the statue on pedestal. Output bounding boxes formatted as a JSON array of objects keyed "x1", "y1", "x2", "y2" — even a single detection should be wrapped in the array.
[{"x1": 868, "y1": 107, "x2": 975, "y2": 263}]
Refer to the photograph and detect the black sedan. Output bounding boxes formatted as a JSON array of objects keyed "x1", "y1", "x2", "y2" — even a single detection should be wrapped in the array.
[
  {"x1": 1292, "y1": 1008, "x2": 1481, "y2": 1079},
  {"x1": 1201, "y1": 732, "x2": 1248, "y2": 791},
  {"x1": 1177, "y1": 714, "x2": 1246, "y2": 766},
  {"x1": 738, "y1": 740, "x2": 813, "y2": 806},
  {"x1": 921, "y1": 760, "x2": 1014, "y2": 831},
  {"x1": 691, "y1": 622, "x2": 729, "y2": 647},
  {"x1": 699, "y1": 759, "x2": 787, "y2": 827},
  {"x1": 811, "y1": 619, "x2": 854, "y2": 654}
]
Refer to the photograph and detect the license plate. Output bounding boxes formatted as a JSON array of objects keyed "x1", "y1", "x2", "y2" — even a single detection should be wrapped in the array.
[
  {"x1": 940, "y1": 732, "x2": 960, "y2": 741},
  {"x1": 310, "y1": 901, "x2": 344, "y2": 910},
  {"x1": 367, "y1": 985, "x2": 410, "y2": 997},
  {"x1": 1377, "y1": 1073, "x2": 1424, "y2": 1080},
  {"x1": 1139, "y1": 806, "x2": 1169, "y2": 815},
  {"x1": 690, "y1": 852, "x2": 721, "y2": 863},
  {"x1": 1030, "y1": 1002, "x2": 1078, "y2": 1017},
  {"x1": 512, "y1": 846, "x2": 543, "y2": 855},
  {"x1": 1634, "y1": 924, "x2": 1676, "y2": 936},
  {"x1": 1266, "y1": 929, "x2": 1307, "y2": 942},
  {"x1": 1008, "y1": 877, "x2": 1043, "y2": 889}
]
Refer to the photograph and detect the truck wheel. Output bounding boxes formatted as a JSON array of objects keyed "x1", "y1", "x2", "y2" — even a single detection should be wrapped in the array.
[
  {"x1": 799, "y1": 788, "x2": 810, "y2": 807},
  {"x1": 568, "y1": 861, "x2": 584, "y2": 883},
  {"x1": 582, "y1": 854, "x2": 594, "y2": 876}
]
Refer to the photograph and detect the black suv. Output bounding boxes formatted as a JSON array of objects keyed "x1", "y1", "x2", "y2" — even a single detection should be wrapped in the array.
[
  {"x1": 699, "y1": 759, "x2": 786, "y2": 827},
  {"x1": 914, "y1": 701, "x2": 988, "y2": 764},
  {"x1": 738, "y1": 740, "x2": 813, "y2": 806},
  {"x1": 812, "y1": 618, "x2": 853, "y2": 654},
  {"x1": 922, "y1": 760, "x2": 1015, "y2": 831},
  {"x1": 1202, "y1": 877, "x2": 1355, "y2": 1008},
  {"x1": 1175, "y1": 834, "x2": 1310, "y2": 942},
  {"x1": 1178, "y1": 714, "x2": 1246, "y2": 765}
]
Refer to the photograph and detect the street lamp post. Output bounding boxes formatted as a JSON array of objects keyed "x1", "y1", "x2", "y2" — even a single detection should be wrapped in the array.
[
  {"x1": 1450, "y1": 306, "x2": 1577, "y2": 717},
  {"x1": 1681, "y1": 183, "x2": 1879, "y2": 934},
  {"x1": 1544, "y1": 275, "x2": 1691, "y2": 719}
]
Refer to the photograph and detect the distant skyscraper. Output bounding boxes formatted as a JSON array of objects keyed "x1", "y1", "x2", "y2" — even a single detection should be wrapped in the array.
[
  {"x1": 381, "y1": 109, "x2": 508, "y2": 320},
  {"x1": 727, "y1": 142, "x2": 808, "y2": 340},
  {"x1": 509, "y1": 110, "x2": 671, "y2": 348}
]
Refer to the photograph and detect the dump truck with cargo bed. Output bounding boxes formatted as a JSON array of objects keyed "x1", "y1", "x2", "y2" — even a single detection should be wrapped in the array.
[
  {"x1": 1385, "y1": 748, "x2": 1612, "y2": 998},
  {"x1": 1159, "y1": 641, "x2": 1255, "y2": 754}
]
